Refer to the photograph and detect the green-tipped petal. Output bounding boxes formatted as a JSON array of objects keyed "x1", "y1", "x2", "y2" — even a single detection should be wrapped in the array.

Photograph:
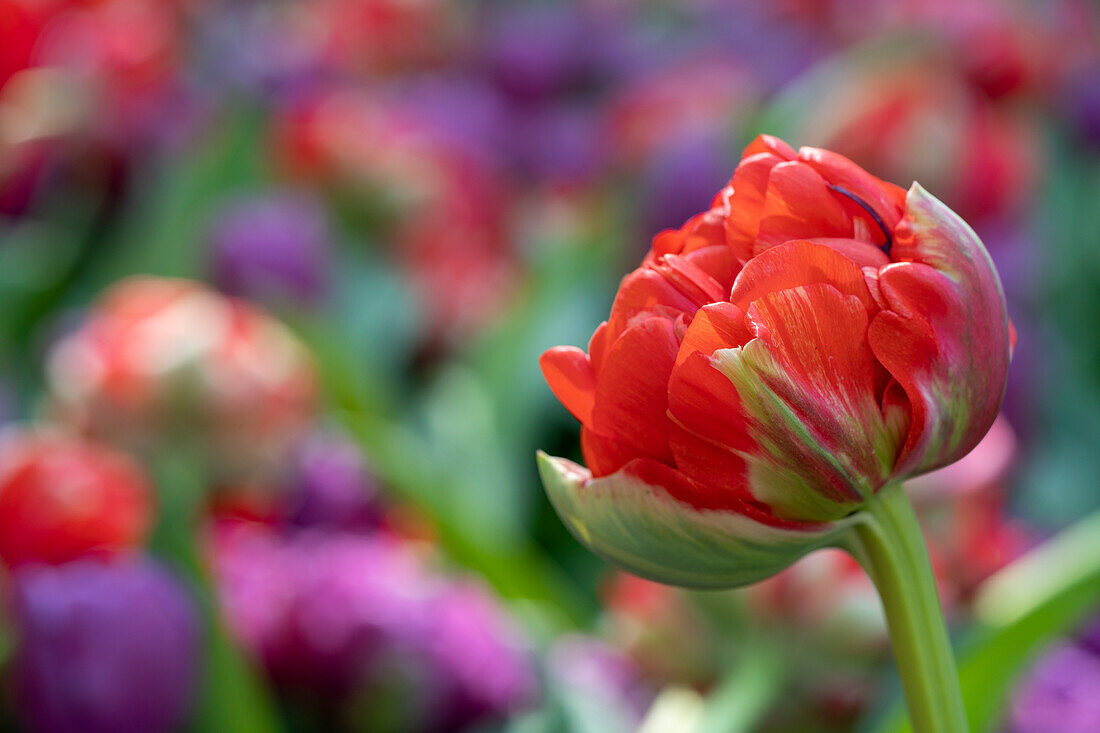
[{"x1": 537, "y1": 452, "x2": 854, "y2": 589}]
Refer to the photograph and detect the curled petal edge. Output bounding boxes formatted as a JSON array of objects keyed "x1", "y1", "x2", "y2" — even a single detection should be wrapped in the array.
[{"x1": 537, "y1": 452, "x2": 856, "y2": 589}]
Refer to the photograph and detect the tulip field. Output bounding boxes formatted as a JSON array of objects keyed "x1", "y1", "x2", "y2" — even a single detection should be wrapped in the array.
[{"x1": 4, "y1": 2, "x2": 1100, "y2": 732}]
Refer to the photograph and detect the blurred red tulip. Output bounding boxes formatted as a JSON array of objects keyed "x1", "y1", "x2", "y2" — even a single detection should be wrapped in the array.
[
  {"x1": 275, "y1": 90, "x2": 517, "y2": 338},
  {"x1": 0, "y1": 0, "x2": 46, "y2": 89},
  {"x1": 539, "y1": 135, "x2": 1011, "y2": 588},
  {"x1": 0, "y1": 429, "x2": 152, "y2": 567},
  {"x1": 771, "y1": 40, "x2": 1039, "y2": 223},
  {"x1": 47, "y1": 277, "x2": 317, "y2": 482},
  {"x1": 606, "y1": 55, "x2": 759, "y2": 166}
]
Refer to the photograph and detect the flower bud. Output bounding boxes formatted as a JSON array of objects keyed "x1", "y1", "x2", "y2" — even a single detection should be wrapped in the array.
[{"x1": 539, "y1": 135, "x2": 1011, "y2": 588}]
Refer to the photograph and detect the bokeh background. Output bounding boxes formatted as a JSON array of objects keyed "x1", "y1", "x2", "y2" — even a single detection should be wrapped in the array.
[{"x1": 2, "y1": 1, "x2": 1100, "y2": 732}]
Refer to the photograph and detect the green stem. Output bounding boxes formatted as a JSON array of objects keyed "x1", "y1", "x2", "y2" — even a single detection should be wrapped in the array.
[{"x1": 845, "y1": 482, "x2": 968, "y2": 733}]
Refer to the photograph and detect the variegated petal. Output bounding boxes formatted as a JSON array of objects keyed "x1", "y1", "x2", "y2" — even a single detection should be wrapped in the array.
[
  {"x1": 869, "y1": 183, "x2": 1011, "y2": 476},
  {"x1": 537, "y1": 452, "x2": 850, "y2": 589}
]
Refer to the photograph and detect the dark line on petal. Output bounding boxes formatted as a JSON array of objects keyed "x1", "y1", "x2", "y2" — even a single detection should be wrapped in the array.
[{"x1": 827, "y1": 184, "x2": 893, "y2": 257}]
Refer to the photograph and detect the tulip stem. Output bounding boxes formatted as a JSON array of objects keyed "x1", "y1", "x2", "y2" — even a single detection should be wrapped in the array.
[{"x1": 846, "y1": 482, "x2": 968, "y2": 733}]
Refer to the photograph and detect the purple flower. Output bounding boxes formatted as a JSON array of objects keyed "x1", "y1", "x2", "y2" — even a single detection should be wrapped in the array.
[
  {"x1": 1077, "y1": 616, "x2": 1100, "y2": 656},
  {"x1": 285, "y1": 432, "x2": 384, "y2": 533},
  {"x1": 1007, "y1": 643, "x2": 1100, "y2": 733},
  {"x1": 10, "y1": 558, "x2": 200, "y2": 733},
  {"x1": 640, "y1": 127, "x2": 738, "y2": 236},
  {"x1": 213, "y1": 528, "x2": 539, "y2": 729},
  {"x1": 214, "y1": 528, "x2": 432, "y2": 695},
  {"x1": 511, "y1": 105, "x2": 608, "y2": 186},
  {"x1": 194, "y1": 3, "x2": 327, "y2": 101},
  {"x1": 482, "y1": 4, "x2": 605, "y2": 104},
  {"x1": 207, "y1": 190, "x2": 331, "y2": 305},
  {"x1": 422, "y1": 581, "x2": 540, "y2": 731},
  {"x1": 393, "y1": 76, "x2": 512, "y2": 166}
]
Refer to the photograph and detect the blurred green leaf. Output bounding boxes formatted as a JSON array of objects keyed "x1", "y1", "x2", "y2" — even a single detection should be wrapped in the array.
[
  {"x1": 0, "y1": 605, "x2": 12, "y2": 670},
  {"x1": 0, "y1": 194, "x2": 101, "y2": 375},
  {"x1": 868, "y1": 510, "x2": 1100, "y2": 733},
  {"x1": 148, "y1": 452, "x2": 283, "y2": 733},
  {"x1": 302, "y1": 321, "x2": 595, "y2": 627},
  {"x1": 80, "y1": 104, "x2": 272, "y2": 292}
]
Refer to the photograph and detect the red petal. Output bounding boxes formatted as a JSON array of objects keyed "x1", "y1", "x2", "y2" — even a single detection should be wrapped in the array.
[
  {"x1": 666, "y1": 352, "x2": 755, "y2": 510},
  {"x1": 588, "y1": 321, "x2": 610, "y2": 374},
  {"x1": 800, "y1": 237, "x2": 891, "y2": 270},
  {"x1": 798, "y1": 146, "x2": 907, "y2": 230},
  {"x1": 674, "y1": 301, "x2": 751, "y2": 366},
  {"x1": 725, "y1": 152, "x2": 785, "y2": 262},
  {"x1": 669, "y1": 349, "x2": 755, "y2": 453},
  {"x1": 591, "y1": 316, "x2": 678, "y2": 465},
  {"x1": 754, "y1": 161, "x2": 853, "y2": 253},
  {"x1": 743, "y1": 134, "x2": 798, "y2": 160},
  {"x1": 649, "y1": 254, "x2": 727, "y2": 307},
  {"x1": 730, "y1": 240, "x2": 875, "y2": 314},
  {"x1": 605, "y1": 268, "x2": 698, "y2": 343},
  {"x1": 581, "y1": 426, "x2": 644, "y2": 477},
  {"x1": 683, "y1": 245, "x2": 739, "y2": 291},
  {"x1": 540, "y1": 346, "x2": 596, "y2": 424}
]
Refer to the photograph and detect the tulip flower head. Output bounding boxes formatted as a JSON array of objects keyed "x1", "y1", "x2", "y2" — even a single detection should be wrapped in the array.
[
  {"x1": 0, "y1": 429, "x2": 152, "y2": 567},
  {"x1": 539, "y1": 134, "x2": 1011, "y2": 588},
  {"x1": 46, "y1": 276, "x2": 317, "y2": 483},
  {"x1": 11, "y1": 558, "x2": 200, "y2": 733}
]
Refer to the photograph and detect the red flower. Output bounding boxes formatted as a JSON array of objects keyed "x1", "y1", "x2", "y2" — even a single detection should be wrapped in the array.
[
  {"x1": 46, "y1": 277, "x2": 317, "y2": 483},
  {"x1": 538, "y1": 135, "x2": 1011, "y2": 587},
  {"x1": 0, "y1": 430, "x2": 152, "y2": 567}
]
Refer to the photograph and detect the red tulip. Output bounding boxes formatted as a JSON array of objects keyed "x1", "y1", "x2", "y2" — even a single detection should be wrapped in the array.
[
  {"x1": 538, "y1": 135, "x2": 1011, "y2": 587},
  {"x1": 46, "y1": 277, "x2": 317, "y2": 483},
  {"x1": 0, "y1": 430, "x2": 152, "y2": 567}
]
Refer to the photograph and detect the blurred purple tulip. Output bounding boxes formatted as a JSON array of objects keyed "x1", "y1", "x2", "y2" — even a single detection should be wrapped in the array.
[
  {"x1": 640, "y1": 127, "x2": 737, "y2": 236},
  {"x1": 213, "y1": 527, "x2": 538, "y2": 729},
  {"x1": 1077, "y1": 615, "x2": 1100, "y2": 656},
  {"x1": 1006, "y1": 643, "x2": 1100, "y2": 733},
  {"x1": 423, "y1": 581, "x2": 540, "y2": 731},
  {"x1": 195, "y1": 2, "x2": 327, "y2": 101},
  {"x1": 482, "y1": 3, "x2": 605, "y2": 104},
  {"x1": 395, "y1": 76, "x2": 512, "y2": 165},
  {"x1": 207, "y1": 190, "x2": 331, "y2": 305},
  {"x1": 215, "y1": 528, "x2": 430, "y2": 695},
  {"x1": 10, "y1": 558, "x2": 200, "y2": 733},
  {"x1": 286, "y1": 432, "x2": 384, "y2": 533},
  {"x1": 512, "y1": 105, "x2": 608, "y2": 186}
]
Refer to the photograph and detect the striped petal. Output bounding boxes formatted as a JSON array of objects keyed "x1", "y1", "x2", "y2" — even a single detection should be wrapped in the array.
[
  {"x1": 869, "y1": 183, "x2": 1011, "y2": 476},
  {"x1": 712, "y1": 284, "x2": 902, "y2": 521},
  {"x1": 537, "y1": 452, "x2": 850, "y2": 589}
]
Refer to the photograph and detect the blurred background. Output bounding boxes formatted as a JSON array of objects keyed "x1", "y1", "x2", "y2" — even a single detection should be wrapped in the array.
[{"x1": 2, "y1": 1, "x2": 1100, "y2": 731}]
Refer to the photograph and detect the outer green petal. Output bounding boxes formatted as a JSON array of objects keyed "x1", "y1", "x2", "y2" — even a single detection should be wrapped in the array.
[{"x1": 537, "y1": 452, "x2": 855, "y2": 589}]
